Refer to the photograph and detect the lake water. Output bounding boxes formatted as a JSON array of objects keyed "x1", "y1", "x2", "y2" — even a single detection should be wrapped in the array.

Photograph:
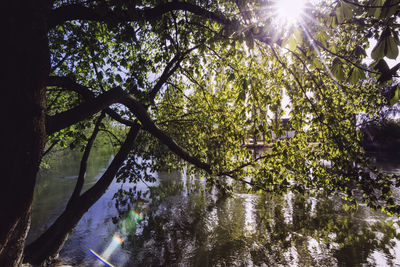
[{"x1": 27, "y1": 147, "x2": 400, "y2": 266}]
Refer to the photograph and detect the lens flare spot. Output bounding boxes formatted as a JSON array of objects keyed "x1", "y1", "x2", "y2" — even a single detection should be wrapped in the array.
[
  {"x1": 90, "y1": 205, "x2": 147, "y2": 266},
  {"x1": 90, "y1": 249, "x2": 115, "y2": 267},
  {"x1": 112, "y1": 234, "x2": 124, "y2": 244},
  {"x1": 130, "y1": 209, "x2": 143, "y2": 220}
]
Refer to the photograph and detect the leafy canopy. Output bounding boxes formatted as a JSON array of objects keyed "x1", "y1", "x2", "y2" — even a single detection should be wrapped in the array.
[{"x1": 48, "y1": 0, "x2": 400, "y2": 214}]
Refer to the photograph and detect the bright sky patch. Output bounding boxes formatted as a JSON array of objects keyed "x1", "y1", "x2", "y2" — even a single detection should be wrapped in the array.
[{"x1": 274, "y1": 0, "x2": 306, "y2": 26}]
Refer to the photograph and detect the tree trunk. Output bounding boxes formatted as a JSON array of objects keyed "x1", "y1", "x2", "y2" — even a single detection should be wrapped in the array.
[
  {"x1": 0, "y1": 1, "x2": 49, "y2": 266},
  {"x1": 24, "y1": 125, "x2": 140, "y2": 265}
]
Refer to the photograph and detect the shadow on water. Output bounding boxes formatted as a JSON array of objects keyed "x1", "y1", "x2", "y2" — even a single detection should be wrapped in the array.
[{"x1": 28, "y1": 148, "x2": 400, "y2": 266}]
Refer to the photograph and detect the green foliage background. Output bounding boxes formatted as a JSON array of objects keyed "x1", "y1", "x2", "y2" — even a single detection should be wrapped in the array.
[{"x1": 47, "y1": 0, "x2": 400, "y2": 214}]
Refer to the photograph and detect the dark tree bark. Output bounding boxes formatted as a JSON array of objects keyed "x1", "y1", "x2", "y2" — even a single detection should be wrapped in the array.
[
  {"x1": 66, "y1": 111, "x2": 106, "y2": 208},
  {"x1": 0, "y1": 1, "x2": 50, "y2": 266},
  {"x1": 48, "y1": 2, "x2": 231, "y2": 29},
  {"x1": 24, "y1": 48, "x2": 211, "y2": 264},
  {"x1": 0, "y1": 2, "x2": 232, "y2": 266},
  {"x1": 46, "y1": 86, "x2": 125, "y2": 135},
  {"x1": 24, "y1": 125, "x2": 141, "y2": 265}
]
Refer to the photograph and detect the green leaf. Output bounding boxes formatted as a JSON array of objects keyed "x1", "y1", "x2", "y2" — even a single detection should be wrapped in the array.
[
  {"x1": 294, "y1": 28, "x2": 303, "y2": 44},
  {"x1": 353, "y1": 46, "x2": 367, "y2": 58},
  {"x1": 349, "y1": 68, "x2": 366, "y2": 84},
  {"x1": 326, "y1": 14, "x2": 338, "y2": 28},
  {"x1": 336, "y1": 1, "x2": 353, "y2": 23},
  {"x1": 342, "y1": 1, "x2": 354, "y2": 20},
  {"x1": 316, "y1": 32, "x2": 329, "y2": 47},
  {"x1": 281, "y1": 36, "x2": 290, "y2": 48},
  {"x1": 372, "y1": 29, "x2": 399, "y2": 60},
  {"x1": 336, "y1": 5, "x2": 344, "y2": 24},
  {"x1": 331, "y1": 57, "x2": 345, "y2": 81},
  {"x1": 367, "y1": 0, "x2": 384, "y2": 18},
  {"x1": 380, "y1": 0, "x2": 399, "y2": 18},
  {"x1": 390, "y1": 87, "x2": 400, "y2": 105},
  {"x1": 386, "y1": 35, "x2": 399, "y2": 59},
  {"x1": 371, "y1": 39, "x2": 386, "y2": 60},
  {"x1": 312, "y1": 57, "x2": 323, "y2": 69},
  {"x1": 288, "y1": 35, "x2": 297, "y2": 51},
  {"x1": 330, "y1": 45, "x2": 338, "y2": 53},
  {"x1": 371, "y1": 58, "x2": 390, "y2": 73}
]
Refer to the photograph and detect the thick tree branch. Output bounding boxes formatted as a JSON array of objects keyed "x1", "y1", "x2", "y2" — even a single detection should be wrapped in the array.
[
  {"x1": 24, "y1": 124, "x2": 141, "y2": 265},
  {"x1": 48, "y1": 41, "x2": 211, "y2": 173},
  {"x1": 46, "y1": 80, "x2": 211, "y2": 173},
  {"x1": 46, "y1": 77, "x2": 275, "y2": 193},
  {"x1": 49, "y1": 2, "x2": 231, "y2": 28},
  {"x1": 78, "y1": 124, "x2": 141, "y2": 203},
  {"x1": 120, "y1": 95, "x2": 212, "y2": 173},
  {"x1": 46, "y1": 86, "x2": 125, "y2": 134},
  {"x1": 48, "y1": 39, "x2": 204, "y2": 130},
  {"x1": 48, "y1": 76, "x2": 136, "y2": 127},
  {"x1": 66, "y1": 111, "x2": 105, "y2": 209}
]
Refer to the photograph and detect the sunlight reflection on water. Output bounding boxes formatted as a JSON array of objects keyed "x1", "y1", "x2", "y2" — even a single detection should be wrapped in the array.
[{"x1": 29, "y1": 148, "x2": 400, "y2": 266}]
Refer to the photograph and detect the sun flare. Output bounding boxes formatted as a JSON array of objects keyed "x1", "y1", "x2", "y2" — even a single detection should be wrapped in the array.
[{"x1": 274, "y1": 0, "x2": 307, "y2": 26}]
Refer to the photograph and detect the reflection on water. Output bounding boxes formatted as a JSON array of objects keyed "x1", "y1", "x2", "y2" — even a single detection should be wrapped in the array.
[
  {"x1": 28, "y1": 145, "x2": 113, "y2": 244},
  {"x1": 28, "y1": 149, "x2": 400, "y2": 266},
  {"x1": 122, "y1": 181, "x2": 399, "y2": 267}
]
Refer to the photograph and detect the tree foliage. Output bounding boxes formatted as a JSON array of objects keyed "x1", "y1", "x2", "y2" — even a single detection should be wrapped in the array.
[
  {"x1": 45, "y1": 0, "x2": 400, "y2": 213},
  {"x1": 4, "y1": 0, "x2": 400, "y2": 265}
]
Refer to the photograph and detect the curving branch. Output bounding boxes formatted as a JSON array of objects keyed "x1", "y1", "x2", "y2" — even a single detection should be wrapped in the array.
[
  {"x1": 24, "y1": 124, "x2": 141, "y2": 265},
  {"x1": 47, "y1": 40, "x2": 213, "y2": 173},
  {"x1": 48, "y1": 76, "x2": 137, "y2": 127},
  {"x1": 46, "y1": 86, "x2": 125, "y2": 134},
  {"x1": 42, "y1": 140, "x2": 59, "y2": 157},
  {"x1": 45, "y1": 81, "x2": 211, "y2": 173},
  {"x1": 217, "y1": 153, "x2": 277, "y2": 177},
  {"x1": 48, "y1": 42, "x2": 201, "y2": 127},
  {"x1": 66, "y1": 111, "x2": 105, "y2": 209},
  {"x1": 49, "y1": 2, "x2": 231, "y2": 28},
  {"x1": 120, "y1": 94, "x2": 212, "y2": 173},
  {"x1": 307, "y1": 32, "x2": 378, "y2": 74},
  {"x1": 148, "y1": 43, "x2": 204, "y2": 100}
]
